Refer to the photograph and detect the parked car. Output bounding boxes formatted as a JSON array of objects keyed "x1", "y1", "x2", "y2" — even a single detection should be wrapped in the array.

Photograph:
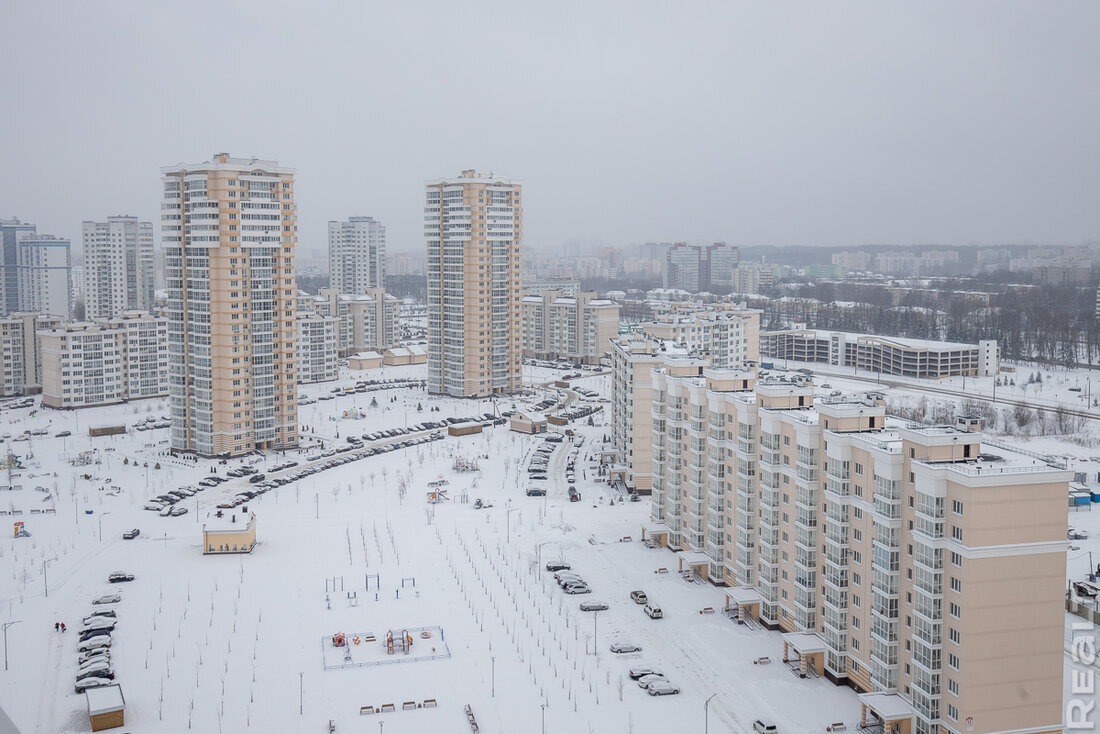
[
  {"x1": 647, "y1": 680, "x2": 680, "y2": 696},
  {"x1": 170, "y1": 506, "x2": 188, "y2": 516},
  {"x1": 644, "y1": 603, "x2": 663, "y2": 619},
  {"x1": 628, "y1": 666, "x2": 661, "y2": 680},
  {"x1": 637, "y1": 673, "x2": 666, "y2": 688},
  {"x1": 78, "y1": 650, "x2": 110, "y2": 666},
  {"x1": 579, "y1": 601, "x2": 608, "y2": 612},
  {"x1": 563, "y1": 583, "x2": 591, "y2": 595},
  {"x1": 123, "y1": 528, "x2": 140, "y2": 540},
  {"x1": 630, "y1": 590, "x2": 648, "y2": 604},
  {"x1": 77, "y1": 658, "x2": 112, "y2": 675},
  {"x1": 753, "y1": 721, "x2": 778, "y2": 734},
  {"x1": 82, "y1": 614, "x2": 116, "y2": 627},
  {"x1": 545, "y1": 562, "x2": 570, "y2": 572},
  {"x1": 143, "y1": 502, "x2": 165, "y2": 511},
  {"x1": 159, "y1": 505, "x2": 174, "y2": 517},
  {"x1": 526, "y1": 488, "x2": 546, "y2": 497},
  {"x1": 610, "y1": 642, "x2": 642, "y2": 654},
  {"x1": 108, "y1": 572, "x2": 135, "y2": 583},
  {"x1": 74, "y1": 676, "x2": 114, "y2": 693},
  {"x1": 92, "y1": 594, "x2": 120, "y2": 605},
  {"x1": 77, "y1": 635, "x2": 112, "y2": 652},
  {"x1": 55, "y1": 430, "x2": 71, "y2": 437}
]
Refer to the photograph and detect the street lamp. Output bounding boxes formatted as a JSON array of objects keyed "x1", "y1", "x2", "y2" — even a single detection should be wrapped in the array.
[
  {"x1": 541, "y1": 702, "x2": 547, "y2": 734},
  {"x1": 1, "y1": 620, "x2": 20, "y2": 671},
  {"x1": 99, "y1": 511, "x2": 111, "y2": 542},
  {"x1": 42, "y1": 559, "x2": 51, "y2": 598},
  {"x1": 704, "y1": 692, "x2": 718, "y2": 734},
  {"x1": 491, "y1": 655, "x2": 496, "y2": 697},
  {"x1": 592, "y1": 609, "x2": 600, "y2": 655},
  {"x1": 535, "y1": 541, "x2": 554, "y2": 580}
]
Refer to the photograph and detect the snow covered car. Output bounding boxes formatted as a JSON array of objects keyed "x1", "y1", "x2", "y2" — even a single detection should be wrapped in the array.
[
  {"x1": 609, "y1": 642, "x2": 642, "y2": 654},
  {"x1": 92, "y1": 594, "x2": 120, "y2": 605},
  {"x1": 637, "y1": 673, "x2": 666, "y2": 688},
  {"x1": 77, "y1": 635, "x2": 112, "y2": 652},
  {"x1": 108, "y1": 572, "x2": 135, "y2": 583},
  {"x1": 630, "y1": 590, "x2": 648, "y2": 604},
  {"x1": 169, "y1": 506, "x2": 188, "y2": 516},
  {"x1": 159, "y1": 505, "x2": 174, "y2": 517},
  {"x1": 646, "y1": 680, "x2": 680, "y2": 696},
  {"x1": 628, "y1": 667, "x2": 661, "y2": 680},
  {"x1": 753, "y1": 722, "x2": 778, "y2": 734},
  {"x1": 78, "y1": 651, "x2": 110, "y2": 667},
  {"x1": 74, "y1": 676, "x2": 114, "y2": 693},
  {"x1": 82, "y1": 614, "x2": 116, "y2": 627},
  {"x1": 579, "y1": 601, "x2": 608, "y2": 612},
  {"x1": 77, "y1": 658, "x2": 112, "y2": 675},
  {"x1": 545, "y1": 562, "x2": 570, "y2": 572},
  {"x1": 563, "y1": 584, "x2": 591, "y2": 595},
  {"x1": 123, "y1": 529, "x2": 140, "y2": 540}
]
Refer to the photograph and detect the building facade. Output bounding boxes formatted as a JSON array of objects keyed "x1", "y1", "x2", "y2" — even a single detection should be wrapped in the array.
[
  {"x1": 39, "y1": 311, "x2": 168, "y2": 409},
  {"x1": 16, "y1": 235, "x2": 72, "y2": 317},
  {"x1": 82, "y1": 216, "x2": 156, "y2": 320},
  {"x1": 522, "y1": 290, "x2": 619, "y2": 363},
  {"x1": 296, "y1": 311, "x2": 339, "y2": 384},
  {"x1": 162, "y1": 153, "x2": 299, "y2": 457},
  {"x1": 425, "y1": 170, "x2": 522, "y2": 397},
  {"x1": 641, "y1": 307, "x2": 761, "y2": 369},
  {"x1": 0, "y1": 218, "x2": 37, "y2": 314},
  {"x1": 0, "y1": 312, "x2": 62, "y2": 395},
  {"x1": 646, "y1": 370, "x2": 1068, "y2": 734},
  {"x1": 328, "y1": 216, "x2": 386, "y2": 293},
  {"x1": 762, "y1": 329, "x2": 1000, "y2": 378}
]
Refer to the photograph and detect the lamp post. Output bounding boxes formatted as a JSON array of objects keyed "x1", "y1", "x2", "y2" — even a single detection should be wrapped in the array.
[
  {"x1": 2, "y1": 620, "x2": 20, "y2": 671},
  {"x1": 299, "y1": 672, "x2": 303, "y2": 715},
  {"x1": 491, "y1": 655, "x2": 496, "y2": 697},
  {"x1": 541, "y1": 702, "x2": 547, "y2": 734},
  {"x1": 42, "y1": 559, "x2": 51, "y2": 598},
  {"x1": 704, "y1": 692, "x2": 718, "y2": 734},
  {"x1": 592, "y1": 609, "x2": 600, "y2": 655},
  {"x1": 535, "y1": 541, "x2": 554, "y2": 580},
  {"x1": 99, "y1": 511, "x2": 111, "y2": 542}
]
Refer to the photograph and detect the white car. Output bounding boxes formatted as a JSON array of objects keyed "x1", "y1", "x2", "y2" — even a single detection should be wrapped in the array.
[
  {"x1": 609, "y1": 642, "x2": 642, "y2": 654},
  {"x1": 169, "y1": 506, "x2": 188, "y2": 516},
  {"x1": 82, "y1": 615, "x2": 116, "y2": 628},
  {"x1": 74, "y1": 676, "x2": 114, "y2": 693},
  {"x1": 563, "y1": 584, "x2": 591, "y2": 595},
  {"x1": 144, "y1": 502, "x2": 166, "y2": 511},
  {"x1": 647, "y1": 680, "x2": 680, "y2": 696},
  {"x1": 637, "y1": 673, "x2": 666, "y2": 688},
  {"x1": 92, "y1": 594, "x2": 120, "y2": 605},
  {"x1": 77, "y1": 635, "x2": 112, "y2": 652},
  {"x1": 78, "y1": 650, "x2": 110, "y2": 666},
  {"x1": 753, "y1": 722, "x2": 778, "y2": 734},
  {"x1": 159, "y1": 505, "x2": 174, "y2": 517},
  {"x1": 78, "y1": 658, "x2": 112, "y2": 675}
]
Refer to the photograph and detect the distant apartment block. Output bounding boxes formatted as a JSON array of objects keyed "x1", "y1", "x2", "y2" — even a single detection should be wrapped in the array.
[
  {"x1": 162, "y1": 153, "x2": 299, "y2": 457},
  {"x1": 296, "y1": 311, "x2": 339, "y2": 384},
  {"x1": 733, "y1": 263, "x2": 775, "y2": 294},
  {"x1": 644, "y1": 370, "x2": 1068, "y2": 734},
  {"x1": 82, "y1": 216, "x2": 155, "y2": 320},
  {"x1": 39, "y1": 311, "x2": 168, "y2": 408},
  {"x1": 0, "y1": 218, "x2": 37, "y2": 314},
  {"x1": 664, "y1": 242, "x2": 740, "y2": 293},
  {"x1": 641, "y1": 307, "x2": 761, "y2": 369},
  {"x1": 0, "y1": 312, "x2": 62, "y2": 396},
  {"x1": 14, "y1": 234, "x2": 72, "y2": 318},
  {"x1": 328, "y1": 216, "x2": 386, "y2": 293},
  {"x1": 762, "y1": 329, "x2": 1000, "y2": 378},
  {"x1": 425, "y1": 170, "x2": 522, "y2": 397},
  {"x1": 522, "y1": 290, "x2": 619, "y2": 364},
  {"x1": 523, "y1": 277, "x2": 580, "y2": 297},
  {"x1": 299, "y1": 287, "x2": 399, "y2": 356}
]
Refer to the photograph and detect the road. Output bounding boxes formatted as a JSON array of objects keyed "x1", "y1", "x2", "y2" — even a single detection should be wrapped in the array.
[{"x1": 807, "y1": 367, "x2": 1100, "y2": 422}]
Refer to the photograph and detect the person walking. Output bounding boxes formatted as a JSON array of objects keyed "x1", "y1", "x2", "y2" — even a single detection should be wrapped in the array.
[
  {"x1": 60, "y1": 623, "x2": 66, "y2": 632},
  {"x1": 54, "y1": 622, "x2": 59, "y2": 632}
]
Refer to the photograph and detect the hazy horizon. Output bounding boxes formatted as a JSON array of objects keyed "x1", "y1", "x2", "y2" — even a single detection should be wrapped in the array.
[{"x1": 2, "y1": 1, "x2": 1098, "y2": 260}]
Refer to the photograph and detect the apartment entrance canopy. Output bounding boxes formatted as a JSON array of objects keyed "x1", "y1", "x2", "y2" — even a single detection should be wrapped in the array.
[
  {"x1": 857, "y1": 692, "x2": 914, "y2": 734},
  {"x1": 781, "y1": 631, "x2": 825, "y2": 678}
]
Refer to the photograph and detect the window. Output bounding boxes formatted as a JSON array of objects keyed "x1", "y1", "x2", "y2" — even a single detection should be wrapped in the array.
[
  {"x1": 949, "y1": 653, "x2": 959, "y2": 670},
  {"x1": 948, "y1": 679, "x2": 959, "y2": 696},
  {"x1": 947, "y1": 704, "x2": 958, "y2": 721},
  {"x1": 952, "y1": 499, "x2": 964, "y2": 515},
  {"x1": 854, "y1": 462, "x2": 863, "y2": 476},
  {"x1": 951, "y1": 551, "x2": 962, "y2": 567},
  {"x1": 951, "y1": 526, "x2": 963, "y2": 541},
  {"x1": 949, "y1": 627, "x2": 960, "y2": 645},
  {"x1": 950, "y1": 577, "x2": 961, "y2": 593},
  {"x1": 949, "y1": 602, "x2": 960, "y2": 618}
]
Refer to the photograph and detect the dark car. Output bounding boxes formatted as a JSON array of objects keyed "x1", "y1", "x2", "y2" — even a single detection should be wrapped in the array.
[
  {"x1": 55, "y1": 430, "x2": 72, "y2": 437},
  {"x1": 545, "y1": 562, "x2": 571, "y2": 572},
  {"x1": 526, "y1": 487, "x2": 546, "y2": 497},
  {"x1": 122, "y1": 529, "x2": 140, "y2": 540},
  {"x1": 249, "y1": 474, "x2": 267, "y2": 483},
  {"x1": 108, "y1": 572, "x2": 135, "y2": 583}
]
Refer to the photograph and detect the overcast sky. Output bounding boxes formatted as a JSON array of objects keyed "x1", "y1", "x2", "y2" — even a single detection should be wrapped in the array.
[{"x1": 2, "y1": 1, "x2": 1098, "y2": 259}]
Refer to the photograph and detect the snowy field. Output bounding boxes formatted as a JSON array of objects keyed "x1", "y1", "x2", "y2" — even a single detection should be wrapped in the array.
[{"x1": 1, "y1": 359, "x2": 1097, "y2": 733}]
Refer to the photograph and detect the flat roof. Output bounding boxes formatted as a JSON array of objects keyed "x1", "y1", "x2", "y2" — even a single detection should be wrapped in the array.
[
  {"x1": 85, "y1": 684, "x2": 125, "y2": 715},
  {"x1": 780, "y1": 631, "x2": 826, "y2": 654},
  {"x1": 725, "y1": 586, "x2": 763, "y2": 605},
  {"x1": 858, "y1": 692, "x2": 914, "y2": 720},
  {"x1": 203, "y1": 511, "x2": 256, "y2": 533}
]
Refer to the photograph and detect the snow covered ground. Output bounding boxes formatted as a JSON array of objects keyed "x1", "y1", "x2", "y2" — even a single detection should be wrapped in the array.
[{"x1": 1, "y1": 358, "x2": 1097, "y2": 733}]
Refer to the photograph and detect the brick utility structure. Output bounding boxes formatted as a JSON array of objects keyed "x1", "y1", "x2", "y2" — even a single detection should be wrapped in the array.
[
  {"x1": 424, "y1": 170, "x2": 522, "y2": 398},
  {"x1": 646, "y1": 368, "x2": 1069, "y2": 734},
  {"x1": 161, "y1": 153, "x2": 299, "y2": 457}
]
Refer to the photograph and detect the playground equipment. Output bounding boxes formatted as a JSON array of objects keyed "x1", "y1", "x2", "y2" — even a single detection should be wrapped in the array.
[
  {"x1": 13, "y1": 521, "x2": 30, "y2": 538},
  {"x1": 386, "y1": 629, "x2": 413, "y2": 655},
  {"x1": 332, "y1": 632, "x2": 347, "y2": 647},
  {"x1": 426, "y1": 489, "x2": 450, "y2": 504},
  {"x1": 452, "y1": 456, "x2": 480, "y2": 472},
  {"x1": 427, "y1": 478, "x2": 449, "y2": 488}
]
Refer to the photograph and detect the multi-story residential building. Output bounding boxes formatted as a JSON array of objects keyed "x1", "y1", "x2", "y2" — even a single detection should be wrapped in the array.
[
  {"x1": 646, "y1": 369, "x2": 1069, "y2": 734},
  {"x1": 82, "y1": 216, "x2": 156, "y2": 320},
  {"x1": 0, "y1": 312, "x2": 62, "y2": 395},
  {"x1": 522, "y1": 290, "x2": 619, "y2": 363},
  {"x1": 641, "y1": 307, "x2": 761, "y2": 369},
  {"x1": 296, "y1": 311, "x2": 339, "y2": 384},
  {"x1": 762, "y1": 329, "x2": 1000, "y2": 378},
  {"x1": 16, "y1": 235, "x2": 72, "y2": 317},
  {"x1": 39, "y1": 311, "x2": 168, "y2": 409},
  {"x1": 162, "y1": 153, "x2": 299, "y2": 457},
  {"x1": 328, "y1": 216, "x2": 386, "y2": 293},
  {"x1": 301, "y1": 287, "x2": 399, "y2": 356},
  {"x1": 703, "y1": 243, "x2": 739, "y2": 290},
  {"x1": 425, "y1": 170, "x2": 522, "y2": 397},
  {"x1": 523, "y1": 277, "x2": 580, "y2": 297},
  {"x1": 664, "y1": 243, "x2": 740, "y2": 292},
  {"x1": 733, "y1": 263, "x2": 775, "y2": 294},
  {"x1": 609, "y1": 335, "x2": 712, "y2": 493},
  {"x1": 0, "y1": 218, "x2": 37, "y2": 315}
]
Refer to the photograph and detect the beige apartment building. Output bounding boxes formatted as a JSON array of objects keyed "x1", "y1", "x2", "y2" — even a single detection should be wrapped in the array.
[
  {"x1": 295, "y1": 311, "x2": 338, "y2": 384},
  {"x1": 425, "y1": 170, "x2": 522, "y2": 397},
  {"x1": 642, "y1": 307, "x2": 761, "y2": 369},
  {"x1": 522, "y1": 290, "x2": 619, "y2": 364},
  {"x1": 162, "y1": 153, "x2": 299, "y2": 457},
  {"x1": 645, "y1": 368, "x2": 1068, "y2": 734},
  {"x1": 0, "y1": 312, "x2": 62, "y2": 395},
  {"x1": 308, "y1": 287, "x2": 399, "y2": 355},
  {"x1": 39, "y1": 311, "x2": 168, "y2": 408}
]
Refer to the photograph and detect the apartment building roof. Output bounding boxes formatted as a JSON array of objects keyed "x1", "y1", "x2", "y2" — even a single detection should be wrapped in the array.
[{"x1": 766, "y1": 327, "x2": 979, "y2": 352}]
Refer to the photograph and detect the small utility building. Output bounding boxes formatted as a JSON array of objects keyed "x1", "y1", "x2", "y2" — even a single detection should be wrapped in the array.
[
  {"x1": 85, "y1": 684, "x2": 126, "y2": 731},
  {"x1": 202, "y1": 511, "x2": 257, "y2": 554},
  {"x1": 509, "y1": 412, "x2": 547, "y2": 434}
]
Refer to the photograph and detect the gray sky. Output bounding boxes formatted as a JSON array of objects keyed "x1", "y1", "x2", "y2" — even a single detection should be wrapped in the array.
[{"x1": 2, "y1": 1, "x2": 1098, "y2": 259}]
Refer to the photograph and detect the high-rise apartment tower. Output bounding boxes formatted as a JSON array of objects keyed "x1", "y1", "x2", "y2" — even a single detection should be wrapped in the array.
[
  {"x1": 161, "y1": 153, "x2": 299, "y2": 457},
  {"x1": 328, "y1": 216, "x2": 386, "y2": 293},
  {"x1": 82, "y1": 216, "x2": 155, "y2": 320}
]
